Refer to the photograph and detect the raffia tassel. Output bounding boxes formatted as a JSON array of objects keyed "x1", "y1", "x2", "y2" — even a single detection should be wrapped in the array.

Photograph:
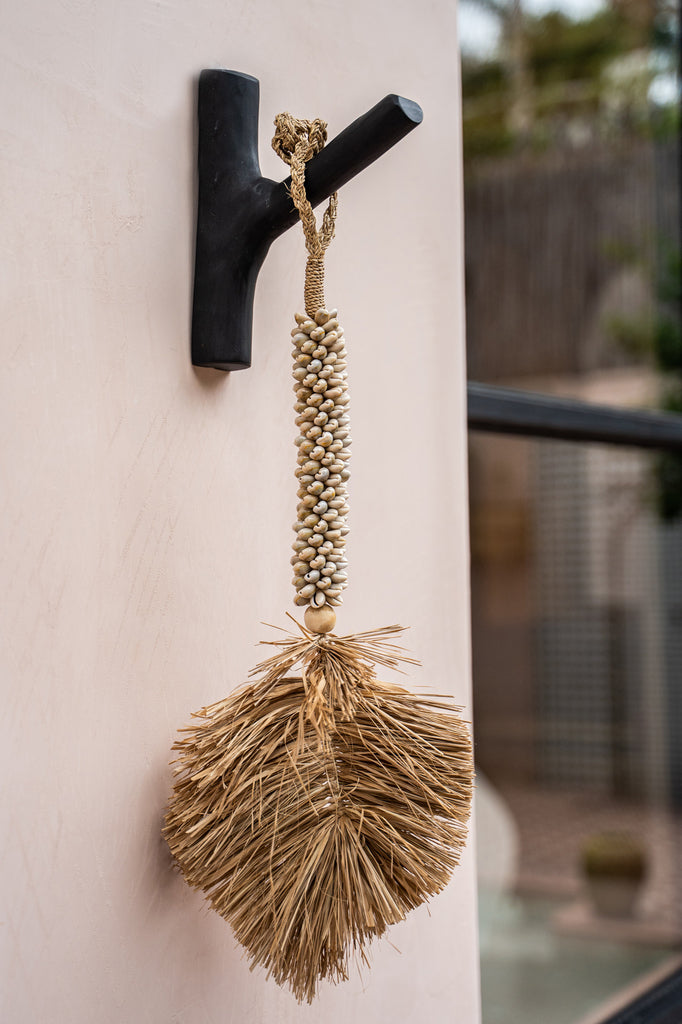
[{"x1": 163, "y1": 623, "x2": 474, "y2": 1004}]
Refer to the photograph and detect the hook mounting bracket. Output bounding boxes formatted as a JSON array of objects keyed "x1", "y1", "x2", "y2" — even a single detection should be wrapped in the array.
[{"x1": 190, "y1": 69, "x2": 423, "y2": 371}]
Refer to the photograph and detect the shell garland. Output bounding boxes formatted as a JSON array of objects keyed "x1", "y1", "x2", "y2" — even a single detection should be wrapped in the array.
[{"x1": 291, "y1": 306, "x2": 350, "y2": 609}]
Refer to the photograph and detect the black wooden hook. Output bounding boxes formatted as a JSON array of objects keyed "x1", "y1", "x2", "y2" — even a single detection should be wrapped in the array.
[{"x1": 191, "y1": 70, "x2": 423, "y2": 370}]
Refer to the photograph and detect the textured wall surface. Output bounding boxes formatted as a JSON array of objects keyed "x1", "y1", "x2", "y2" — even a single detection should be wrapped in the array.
[{"x1": 0, "y1": 1, "x2": 478, "y2": 1020}]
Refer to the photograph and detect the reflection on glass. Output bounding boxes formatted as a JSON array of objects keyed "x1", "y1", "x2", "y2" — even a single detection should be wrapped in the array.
[
  {"x1": 470, "y1": 434, "x2": 682, "y2": 1024},
  {"x1": 460, "y1": 2, "x2": 681, "y2": 1015}
]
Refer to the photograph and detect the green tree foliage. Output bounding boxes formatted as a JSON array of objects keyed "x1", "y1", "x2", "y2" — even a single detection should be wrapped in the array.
[{"x1": 461, "y1": 0, "x2": 678, "y2": 160}]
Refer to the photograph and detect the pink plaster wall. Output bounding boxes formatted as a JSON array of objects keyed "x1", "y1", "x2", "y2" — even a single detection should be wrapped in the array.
[{"x1": 0, "y1": 1, "x2": 479, "y2": 1020}]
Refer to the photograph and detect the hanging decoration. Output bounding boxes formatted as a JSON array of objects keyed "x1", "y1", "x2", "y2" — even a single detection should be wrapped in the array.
[{"x1": 164, "y1": 110, "x2": 474, "y2": 1004}]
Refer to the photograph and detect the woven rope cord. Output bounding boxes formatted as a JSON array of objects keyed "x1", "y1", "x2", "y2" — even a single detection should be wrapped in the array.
[{"x1": 272, "y1": 112, "x2": 338, "y2": 317}]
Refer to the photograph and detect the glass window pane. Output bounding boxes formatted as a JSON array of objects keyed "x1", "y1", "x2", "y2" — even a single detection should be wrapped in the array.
[{"x1": 470, "y1": 434, "x2": 682, "y2": 1024}]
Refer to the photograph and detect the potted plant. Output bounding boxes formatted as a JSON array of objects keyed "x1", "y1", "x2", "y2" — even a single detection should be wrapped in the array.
[{"x1": 581, "y1": 832, "x2": 647, "y2": 919}]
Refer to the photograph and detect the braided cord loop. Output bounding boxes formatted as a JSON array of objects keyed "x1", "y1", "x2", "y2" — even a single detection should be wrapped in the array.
[{"x1": 272, "y1": 113, "x2": 338, "y2": 317}]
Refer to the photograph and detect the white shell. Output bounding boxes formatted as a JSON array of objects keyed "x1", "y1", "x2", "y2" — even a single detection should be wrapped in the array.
[{"x1": 291, "y1": 310, "x2": 349, "y2": 607}]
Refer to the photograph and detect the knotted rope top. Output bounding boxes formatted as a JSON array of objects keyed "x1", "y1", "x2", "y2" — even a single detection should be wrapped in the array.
[{"x1": 272, "y1": 112, "x2": 338, "y2": 317}]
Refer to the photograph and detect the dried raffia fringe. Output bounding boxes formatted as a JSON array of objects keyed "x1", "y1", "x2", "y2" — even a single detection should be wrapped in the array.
[
  {"x1": 163, "y1": 622, "x2": 474, "y2": 1004},
  {"x1": 163, "y1": 112, "x2": 475, "y2": 1005}
]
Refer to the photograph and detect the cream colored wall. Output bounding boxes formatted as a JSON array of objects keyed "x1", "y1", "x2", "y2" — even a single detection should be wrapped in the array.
[{"x1": 0, "y1": 1, "x2": 478, "y2": 1020}]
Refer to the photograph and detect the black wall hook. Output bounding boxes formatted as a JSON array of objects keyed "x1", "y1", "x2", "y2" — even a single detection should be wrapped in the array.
[{"x1": 191, "y1": 70, "x2": 423, "y2": 370}]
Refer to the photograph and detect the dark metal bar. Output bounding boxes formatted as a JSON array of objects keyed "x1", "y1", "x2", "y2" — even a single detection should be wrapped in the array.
[
  {"x1": 467, "y1": 382, "x2": 682, "y2": 452},
  {"x1": 600, "y1": 963, "x2": 682, "y2": 1022},
  {"x1": 191, "y1": 70, "x2": 422, "y2": 371}
]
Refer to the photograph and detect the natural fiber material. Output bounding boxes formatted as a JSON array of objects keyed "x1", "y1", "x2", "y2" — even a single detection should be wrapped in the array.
[
  {"x1": 164, "y1": 623, "x2": 473, "y2": 1003},
  {"x1": 164, "y1": 109, "x2": 474, "y2": 1005},
  {"x1": 272, "y1": 113, "x2": 338, "y2": 317}
]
